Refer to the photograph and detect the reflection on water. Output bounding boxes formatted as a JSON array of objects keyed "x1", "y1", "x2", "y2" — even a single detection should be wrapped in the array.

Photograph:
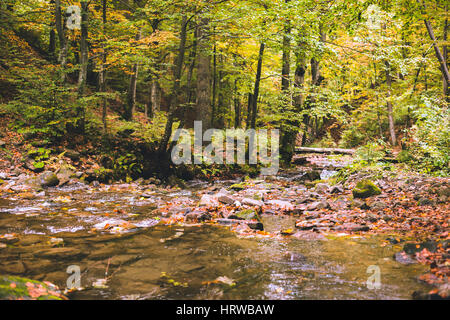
[{"x1": 0, "y1": 188, "x2": 431, "y2": 300}]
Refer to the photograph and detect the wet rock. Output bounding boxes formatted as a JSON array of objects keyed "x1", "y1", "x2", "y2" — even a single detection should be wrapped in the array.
[
  {"x1": 315, "y1": 183, "x2": 330, "y2": 194},
  {"x1": 0, "y1": 275, "x2": 66, "y2": 300},
  {"x1": 394, "y1": 252, "x2": 417, "y2": 265},
  {"x1": 0, "y1": 233, "x2": 19, "y2": 244},
  {"x1": 217, "y1": 218, "x2": 263, "y2": 231},
  {"x1": 306, "y1": 201, "x2": 329, "y2": 211},
  {"x1": 229, "y1": 209, "x2": 261, "y2": 222},
  {"x1": 333, "y1": 223, "x2": 369, "y2": 232},
  {"x1": 241, "y1": 198, "x2": 264, "y2": 207},
  {"x1": 292, "y1": 231, "x2": 326, "y2": 240},
  {"x1": 185, "y1": 211, "x2": 211, "y2": 223},
  {"x1": 266, "y1": 200, "x2": 294, "y2": 211},
  {"x1": 352, "y1": 180, "x2": 382, "y2": 199},
  {"x1": 34, "y1": 247, "x2": 84, "y2": 259},
  {"x1": 290, "y1": 170, "x2": 321, "y2": 182},
  {"x1": 56, "y1": 167, "x2": 74, "y2": 186},
  {"x1": 218, "y1": 195, "x2": 235, "y2": 205},
  {"x1": 330, "y1": 185, "x2": 344, "y2": 194},
  {"x1": 38, "y1": 171, "x2": 59, "y2": 188},
  {"x1": 0, "y1": 261, "x2": 26, "y2": 274},
  {"x1": 199, "y1": 194, "x2": 219, "y2": 207}
]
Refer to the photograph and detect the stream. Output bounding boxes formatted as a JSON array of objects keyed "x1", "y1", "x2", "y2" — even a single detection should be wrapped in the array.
[{"x1": 0, "y1": 171, "x2": 433, "y2": 300}]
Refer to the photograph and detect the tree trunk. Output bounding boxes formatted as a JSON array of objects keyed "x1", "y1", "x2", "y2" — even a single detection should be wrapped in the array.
[
  {"x1": 211, "y1": 39, "x2": 217, "y2": 127},
  {"x1": 385, "y1": 60, "x2": 397, "y2": 146},
  {"x1": 158, "y1": 15, "x2": 188, "y2": 155},
  {"x1": 124, "y1": 31, "x2": 141, "y2": 121},
  {"x1": 99, "y1": 0, "x2": 107, "y2": 132},
  {"x1": 280, "y1": 8, "x2": 294, "y2": 163},
  {"x1": 76, "y1": 0, "x2": 89, "y2": 135},
  {"x1": 443, "y1": 5, "x2": 449, "y2": 98},
  {"x1": 423, "y1": 17, "x2": 450, "y2": 88},
  {"x1": 55, "y1": 0, "x2": 67, "y2": 82},
  {"x1": 234, "y1": 79, "x2": 241, "y2": 128},
  {"x1": 250, "y1": 42, "x2": 265, "y2": 130},
  {"x1": 195, "y1": 18, "x2": 212, "y2": 130}
]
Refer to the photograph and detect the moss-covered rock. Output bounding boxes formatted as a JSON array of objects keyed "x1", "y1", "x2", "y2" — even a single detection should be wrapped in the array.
[
  {"x1": 231, "y1": 209, "x2": 261, "y2": 222},
  {"x1": 0, "y1": 275, "x2": 66, "y2": 300},
  {"x1": 352, "y1": 180, "x2": 382, "y2": 199},
  {"x1": 229, "y1": 182, "x2": 249, "y2": 191},
  {"x1": 38, "y1": 171, "x2": 59, "y2": 188}
]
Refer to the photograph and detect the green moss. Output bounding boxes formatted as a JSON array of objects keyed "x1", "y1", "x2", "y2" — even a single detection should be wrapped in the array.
[
  {"x1": 352, "y1": 180, "x2": 382, "y2": 199},
  {"x1": 0, "y1": 275, "x2": 65, "y2": 300},
  {"x1": 235, "y1": 209, "x2": 261, "y2": 222}
]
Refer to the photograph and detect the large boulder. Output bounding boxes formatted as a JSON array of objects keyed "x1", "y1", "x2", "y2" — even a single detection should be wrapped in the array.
[{"x1": 352, "y1": 180, "x2": 382, "y2": 199}]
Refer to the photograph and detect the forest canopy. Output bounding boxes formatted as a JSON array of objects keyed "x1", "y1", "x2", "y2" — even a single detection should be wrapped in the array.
[{"x1": 0, "y1": 0, "x2": 448, "y2": 178}]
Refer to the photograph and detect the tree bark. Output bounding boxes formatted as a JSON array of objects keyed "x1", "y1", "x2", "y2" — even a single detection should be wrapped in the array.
[
  {"x1": 443, "y1": 5, "x2": 448, "y2": 98},
  {"x1": 55, "y1": 0, "x2": 67, "y2": 82},
  {"x1": 99, "y1": 0, "x2": 107, "y2": 132},
  {"x1": 250, "y1": 42, "x2": 265, "y2": 130},
  {"x1": 195, "y1": 18, "x2": 212, "y2": 130},
  {"x1": 124, "y1": 31, "x2": 141, "y2": 121},
  {"x1": 423, "y1": 18, "x2": 450, "y2": 88},
  {"x1": 234, "y1": 79, "x2": 241, "y2": 128},
  {"x1": 385, "y1": 60, "x2": 397, "y2": 146},
  {"x1": 76, "y1": 0, "x2": 89, "y2": 135},
  {"x1": 158, "y1": 15, "x2": 188, "y2": 154}
]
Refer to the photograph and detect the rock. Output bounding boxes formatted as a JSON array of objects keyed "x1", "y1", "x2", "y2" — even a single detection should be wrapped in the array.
[
  {"x1": 241, "y1": 198, "x2": 264, "y2": 207},
  {"x1": 292, "y1": 156, "x2": 308, "y2": 165},
  {"x1": 0, "y1": 275, "x2": 66, "y2": 300},
  {"x1": 34, "y1": 247, "x2": 84, "y2": 259},
  {"x1": 418, "y1": 197, "x2": 433, "y2": 206},
  {"x1": 330, "y1": 185, "x2": 344, "y2": 194},
  {"x1": 0, "y1": 233, "x2": 19, "y2": 244},
  {"x1": 217, "y1": 218, "x2": 263, "y2": 231},
  {"x1": 38, "y1": 171, "x2": 59, "y2": 188},
  {"x1": 56, "y1": 167, "x2": 74, "y2": 186},
  {"x1": 23, "y1": 160, "x2": 45, "y2": 173},
  {"x1": 0, "y1": 172, "x2": 9, "y2": 180},
  {"x1": 351, "y1": 199, "x2": 369, "y2": 210},
  {"x1": 352, "y1": 180, "x2": 382, "y2": 199},
  {"x1": 315, "y1": 183, "x2": 330, "y2": 194},
  {"x1": 394, "y1": 252, "x2": 417, "y2": 265},
  {"x1": 306, "y1": 201, "x2": 329, "y2": 211},
  {"x1": 292, "y1": 231, "x2": 326, "y2": 240},
  {"x1": 185, "y1": 212, "x2": 211, "y2": 223},
  {"x1": 65, "y1": 149, "x2": 81, "y2": 161},
  {"x1": 290, "y1": 170, "x2": 321, "y2": 182},
  {"x1": 333, "y1": 223, "x2": 369, "y2": 232},
  {"x1": 0, "y1": 140, "x2": 6, "y2": 147},
  {"x1": 199, "y1": 194, "x2": 219, "y2": 207},
  {"x1": 369, "y1": 200, "x2": 388, "y2": 211},
  {"x1": 218, "y1": 195, "x2": 235, "y2": 205},
  {"x1": 229, "y1": 182, "x2": 248, "y2": 191},
  {"x1": 229, "y1": 209, "x2": 261, "y2": 222},
  {"x1": 266, "y1": 200, "x2": 294, "y2": 211}
]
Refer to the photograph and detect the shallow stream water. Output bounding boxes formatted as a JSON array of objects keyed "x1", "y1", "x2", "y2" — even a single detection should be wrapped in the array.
[{"x1": 0, "y1": 181, "x2": 432, "y2": 300}]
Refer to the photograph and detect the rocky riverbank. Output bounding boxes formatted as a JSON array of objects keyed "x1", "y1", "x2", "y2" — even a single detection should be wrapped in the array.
[{"x1": 0, "y1": 155, "x2": 448, "y2": 299}]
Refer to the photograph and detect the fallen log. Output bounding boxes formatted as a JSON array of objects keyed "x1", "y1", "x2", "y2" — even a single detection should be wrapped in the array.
[{"x1": 295, "y1": 147, "x2": 355, "y2": 155}]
